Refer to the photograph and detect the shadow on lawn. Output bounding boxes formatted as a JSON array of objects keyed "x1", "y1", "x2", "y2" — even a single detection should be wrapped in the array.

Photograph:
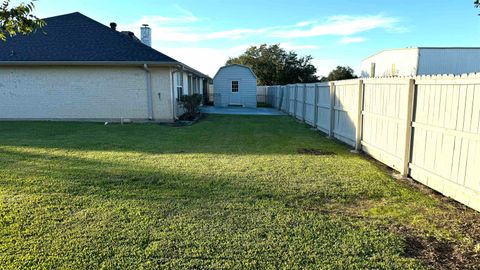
[
  {"x1": 2, "y1": 141, "x2": 480, "y2": 269},
  {"x1": 0, "y1": 147, "x2": 372, "y2": 210},
  {"x1": 0, "y1": 115, "x2": 350, "y2": 156}
]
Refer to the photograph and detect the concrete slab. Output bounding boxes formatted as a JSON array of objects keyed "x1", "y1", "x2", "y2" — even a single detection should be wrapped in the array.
[{"x1": 201, "y1": 106, "x2": 286, "y2": 116}]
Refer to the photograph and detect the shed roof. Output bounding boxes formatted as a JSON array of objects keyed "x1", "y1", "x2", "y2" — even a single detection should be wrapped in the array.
[{"x1": 213, "y1": 64, "x2": 257, "y2": 80}]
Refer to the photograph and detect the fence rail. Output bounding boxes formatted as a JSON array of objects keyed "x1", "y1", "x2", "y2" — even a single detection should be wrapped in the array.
[{"x1": 262, "y1": 74, "x2": 480, "y2": 212}]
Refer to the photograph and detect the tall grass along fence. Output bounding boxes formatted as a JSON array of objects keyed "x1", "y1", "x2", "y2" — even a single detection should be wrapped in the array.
[{"x1": 263, "y1": 74, "x2": 480, "y2": 212}]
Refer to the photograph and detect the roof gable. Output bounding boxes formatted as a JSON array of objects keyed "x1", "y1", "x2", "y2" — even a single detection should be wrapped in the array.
[
  {"x1": 213, "y1": 64, "x2": 257, "y2": 80},
  {"x1": 0, "y1": 12, "x2": 178, "y2": 63}
]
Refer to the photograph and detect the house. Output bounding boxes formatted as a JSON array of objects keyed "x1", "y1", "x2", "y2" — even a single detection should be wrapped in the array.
[
  {"x1": 0, "y1": 12, "x2": 209, "y2": 122},
  {"x1": 361, "y1": 47, "x2": 480, "y2": 77},
  {"x1": 213, "y1": 64, "x2": 257, "y2": 108}
]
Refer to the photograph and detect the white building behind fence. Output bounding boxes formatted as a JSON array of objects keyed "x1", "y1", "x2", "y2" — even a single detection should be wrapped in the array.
[{"x1": 361, "y1": 47, "x2": 480, "y2": 77}]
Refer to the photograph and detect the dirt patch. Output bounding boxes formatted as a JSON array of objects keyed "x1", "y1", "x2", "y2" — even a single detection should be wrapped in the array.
[
  {"x1": 389, "y1": 225, "x2": 480, "y2": 270},
  {"x1": 310, "y1": 151, "x2": 480, "y2": 269},
  {"x1": 297, "y1": 148, "x2": 336, "y2": 156}
]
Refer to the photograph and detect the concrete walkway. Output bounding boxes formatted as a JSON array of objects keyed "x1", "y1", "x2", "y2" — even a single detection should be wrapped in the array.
[{"x1": 201, "y1": 106, "x2": 286, "y2": 116}]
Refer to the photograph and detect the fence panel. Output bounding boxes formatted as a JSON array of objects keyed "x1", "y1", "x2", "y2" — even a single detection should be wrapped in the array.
[
  {"x1": 332, "y1": 80, "x2": 359, "y2": 147},
  {"x1": 262, "y1": 74, "x2": 480, "y2": 212},
  {"x1": 288, "y1": 85, "x2": 296, "y2": 115},
  {"x1": 265, "y1": 86, "x2": 271, "y2": 106},
  {"x1": 274, "y1": 86, "x2": 281, "y2": 109},
  {"x1": 409, "y1": 75, "x2": 480, "y2": 210},
  {"x1": 361, "y1": 78, "x2": 410, "y2": 172},
  {"x1": 304, "y1": 84, "x2": 316, "y2": 125},
  {"x1": 316, "y1": 83, "x2": 331, "y2": 134},
  {"x1": 257, "y1": 86, "x2": 267, "y2": 104},
  {"x1": 280, "y1": 86, "x2": 288, "y2": 112},
  {"x1": 295, "y1": 85, "x2": 305, "y2": 120}
]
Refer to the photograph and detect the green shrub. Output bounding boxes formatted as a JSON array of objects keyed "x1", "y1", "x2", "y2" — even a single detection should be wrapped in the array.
[{"x1": 179, "y1": 94, "x2": 202, "y2": 121}]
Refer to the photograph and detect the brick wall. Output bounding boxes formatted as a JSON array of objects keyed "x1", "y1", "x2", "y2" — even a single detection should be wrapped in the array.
[{"x1": 0, "y1": 66, "x2": 174, "y2": 122}]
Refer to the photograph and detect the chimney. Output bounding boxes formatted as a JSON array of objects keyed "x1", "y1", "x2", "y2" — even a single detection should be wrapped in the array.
[
  {"x1": 110, "y1": 22, "x2": 117, "y2": 31},
  {"x1": 141, "y1": 24, "x2": 152, "y2": 47}
]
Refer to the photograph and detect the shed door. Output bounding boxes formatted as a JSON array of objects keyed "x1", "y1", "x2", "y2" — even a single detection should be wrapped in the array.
[{"x1": 229, "y1": 80, "x2": 241, "y2": 105}]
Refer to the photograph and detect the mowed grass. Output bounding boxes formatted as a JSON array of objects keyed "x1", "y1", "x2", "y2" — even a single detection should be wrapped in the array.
[{"x1": 0, "y1": 115, "x2": 478, "y2": 269}]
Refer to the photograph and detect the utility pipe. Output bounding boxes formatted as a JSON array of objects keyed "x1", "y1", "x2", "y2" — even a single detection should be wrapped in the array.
[{"x1": 143, "y1": 64, "x2": 154, "y2": 120}]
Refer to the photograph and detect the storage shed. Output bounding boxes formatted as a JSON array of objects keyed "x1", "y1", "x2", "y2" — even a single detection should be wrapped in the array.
[
  {"x1": 361, "y1": 47, "x2": 480, "y2": 77},
  {"x1": 213, "y1": 64, "x2": 257, "y2": 108}
]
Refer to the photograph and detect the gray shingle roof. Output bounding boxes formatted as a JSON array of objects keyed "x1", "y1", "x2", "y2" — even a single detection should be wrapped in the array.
[{"x1": 0, "y1": 12, "x2": 178, "y2": 63}]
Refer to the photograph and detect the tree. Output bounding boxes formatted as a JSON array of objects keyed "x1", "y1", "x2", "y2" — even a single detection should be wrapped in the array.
[
  {"x1": 0, "y1": 0, "x2": 45, "y2": 41},
  {"x1": 226, "y1": 44, "x2": 319, "y2": 85},
  {"x1": 323, "y1": 66, "x2": 358, "y2": 82},
  {"x1": 476, "y1": 0, "x2": 480, "y2": 14}
]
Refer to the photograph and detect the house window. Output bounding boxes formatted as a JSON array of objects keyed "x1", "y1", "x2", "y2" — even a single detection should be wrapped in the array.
[
  {"x1": 176, "y1": 73, "x2": 183, "y2": 100},
  {"x1": 177, "y1": 86, "x2": 183, "y2": 100},
  {"x1": 193, "y1": 77, "x2": 197, "y2": 93},
  {"x1": 231, "y1": 81, "x2": 239, "y2": 92}
]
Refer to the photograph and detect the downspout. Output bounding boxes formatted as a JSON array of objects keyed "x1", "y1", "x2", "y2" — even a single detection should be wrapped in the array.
[
  {"x1": 171, "y1": 69, "x2": 177, "y2": 121},
  {"x1": 143, "y1": 64, "x2": 154, "y2": 120}
]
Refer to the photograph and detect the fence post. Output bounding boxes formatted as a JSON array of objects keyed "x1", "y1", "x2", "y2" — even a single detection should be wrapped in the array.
[
  {"x1": 302, "y1": 84, "x2": 307, "y2": 122},
  {"x1": 313, "y1": 84, "x2": 319, "y2": 128},
  {"x1": 355, "y1": 80, "x2": 364, "y2": 151},
  {"x1": 328, "y1": 82, "x2": 335, "y2": 137},
  {"x1": 401, "y1": 78, "x2": 416, "y2": 177}
]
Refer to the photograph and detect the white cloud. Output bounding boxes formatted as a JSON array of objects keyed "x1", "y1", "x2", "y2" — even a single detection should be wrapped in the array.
[
  {"x1": 118, "y1": 8, "x2": 402, "y2": 77},
  {"x1": 296, "y1": 20, "x2": 317, "y2": 27},
  {"x1": 159, "y1": 45, "x2": 251, "y2": 77},
  {"x1": 173, "y1": 4, "x2": 199, "y2": 23},
  {"x1": 159, "y1": 46, "x2": 340, "y2": 78},
  {"x1": 280, "y1": 42, "x2": 320, "y2": 50},
  {"x1": 339, "y1": 37, "x2": 366, "y2": 44},
  {"x1": 270, "y1": 15, "x2": 399, "y2": 38},
  {"x1": 311, "y1": 59, "x2": 339, "y2": 77},
  {"x1": 121, "y1": 11, "x2": 403, "y2": 43},
  {"x1": 122, "y1": 19, "x2": 259, "y2": 42},
  {"x1": 205, "y1": 29, "x2": 258, "y2": 40}
]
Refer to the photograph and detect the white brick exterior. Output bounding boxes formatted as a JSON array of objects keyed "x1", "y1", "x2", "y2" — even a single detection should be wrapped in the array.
[{"x1": 0, "y1": 66, "x2": 174, "y2": 122}]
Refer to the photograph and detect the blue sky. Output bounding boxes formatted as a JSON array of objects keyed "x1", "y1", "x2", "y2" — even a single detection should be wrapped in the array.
[{"x1": 29, "y1": 0, "x2": 480, "y2": 77}]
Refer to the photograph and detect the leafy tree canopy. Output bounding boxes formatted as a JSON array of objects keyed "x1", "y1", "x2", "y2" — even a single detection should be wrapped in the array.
[
  {"x1": 321, "y1": 66, "x2": 358, "y2": 82},
  {"x1": 226, "y1": 44, "x2": 319, "y2": 85},
  {"x1": 0, "y1": 0, "x2": 45, "y2": 41}
]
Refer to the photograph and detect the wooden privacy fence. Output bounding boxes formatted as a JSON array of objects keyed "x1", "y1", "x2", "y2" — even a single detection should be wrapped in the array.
[{"x1": 263, "y1": 74, "x2": 480, "y2": 212}]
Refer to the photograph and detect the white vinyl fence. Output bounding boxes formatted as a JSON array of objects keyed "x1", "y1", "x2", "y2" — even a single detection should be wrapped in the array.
[{"x1": 263, "y1": 74, "x2": 480, "y2": 212}]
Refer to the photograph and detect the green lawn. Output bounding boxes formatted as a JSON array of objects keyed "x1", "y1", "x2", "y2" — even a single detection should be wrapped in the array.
[{"x1": 0, "y1": 115, "x2": 479, "y2": 269}]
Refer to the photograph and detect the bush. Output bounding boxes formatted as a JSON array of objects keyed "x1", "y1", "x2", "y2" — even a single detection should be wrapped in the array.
[{"x1": 179, "y1": 94, "x2": 202, "y2": 121}]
